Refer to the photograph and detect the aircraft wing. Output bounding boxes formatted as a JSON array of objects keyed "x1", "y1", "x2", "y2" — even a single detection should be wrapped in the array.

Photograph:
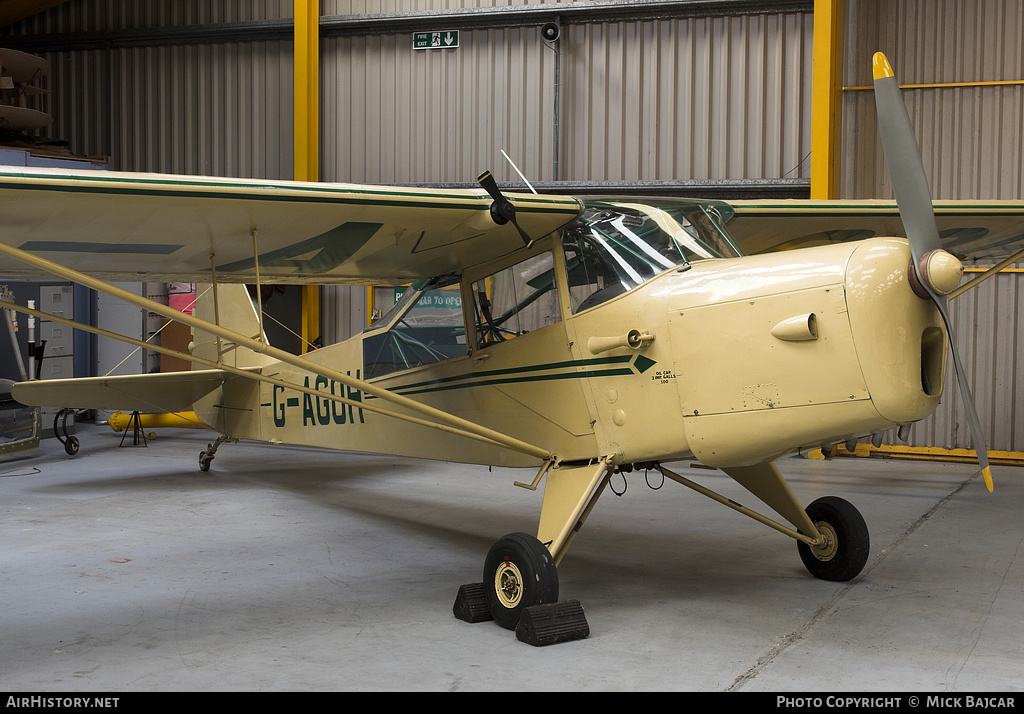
[
  {"x1": 727, "y1": 199, "x2": 1024, "y2": 263},
  {"x1": 10, "y1": 369, "x2": 230, "y2": 413},
  {"x1": 0, "y1": 166, "x2": 581, "y2": 285}
]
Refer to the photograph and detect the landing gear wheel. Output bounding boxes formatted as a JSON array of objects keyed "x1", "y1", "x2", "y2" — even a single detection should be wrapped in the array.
[
  {"x1": 798, "y1": 496, "x2": 870, "y2": 582},
  {"x1": 483, "y1": 532, "x2": 559, "y2": 630},
  {"x1": 197, "y1": 435, "x2": 234, "y2": 473},
  {"x1": 54, "y1": 408, "x2": 80, "y2": 456}
]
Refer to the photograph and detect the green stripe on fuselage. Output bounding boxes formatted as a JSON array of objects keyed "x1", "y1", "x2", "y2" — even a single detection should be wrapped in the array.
[{"x1": 365, "y1": 354, "x2": 653, "y2": 399}]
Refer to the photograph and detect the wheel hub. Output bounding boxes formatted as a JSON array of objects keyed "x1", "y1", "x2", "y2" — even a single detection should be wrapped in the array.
[
  {"x1": 808, "y1": 521, "x2": 839, "y2": 562},
  {"x1": 494, "y1": 558, "x2": 524, "y2": 608}
]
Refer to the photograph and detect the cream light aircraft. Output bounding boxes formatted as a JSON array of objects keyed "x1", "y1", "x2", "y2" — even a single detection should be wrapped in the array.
[{"x1": 1, "y1": 54, "x2": 1020, "y2": 633}]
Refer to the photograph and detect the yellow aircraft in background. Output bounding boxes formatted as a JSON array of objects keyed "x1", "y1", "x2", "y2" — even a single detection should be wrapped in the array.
[{"x1": 0, "y1": 54, "x2": 1018, "y2": 636}]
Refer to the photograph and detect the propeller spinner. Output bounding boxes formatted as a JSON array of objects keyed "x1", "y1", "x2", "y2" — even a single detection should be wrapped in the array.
[{"x1": 872, "y1": 52, "x2": 993, "y2": 491}]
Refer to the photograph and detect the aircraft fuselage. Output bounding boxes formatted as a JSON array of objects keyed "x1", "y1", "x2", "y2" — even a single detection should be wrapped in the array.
[{"x1": 194, "y1": 227, "x2": 944, "y2": 472}]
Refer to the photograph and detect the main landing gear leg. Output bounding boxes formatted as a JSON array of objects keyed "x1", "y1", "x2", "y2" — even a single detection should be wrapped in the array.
[
  {"x1": 659, "y1": 462, "x2": 870, "y2": 582},
  {"x1": 720, "y1": 462, "x2": 870, "y2": 582},
  {"x1": 198, "y1": 434, "x2": 236, "y2": 472},
  {"x1": 454, "y1": 458, "x2": 610, "y2": 645}
]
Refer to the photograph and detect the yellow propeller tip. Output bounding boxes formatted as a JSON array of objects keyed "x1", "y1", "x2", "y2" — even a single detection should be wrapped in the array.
[
  {"x1": 872, "y1": 52, "x2": 894, "y2": 80},
  {"x1": 982, "y1": 466, "x2": 994, "y2": 492}
]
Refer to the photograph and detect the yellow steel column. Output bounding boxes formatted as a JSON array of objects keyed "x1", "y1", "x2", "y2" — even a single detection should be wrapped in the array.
[
  {"x1": 295, "y1": 0, "x2": 320, "y2": 351},
  {"x1": 810, "y1": 0, "x2": 845, "y2": 199}
]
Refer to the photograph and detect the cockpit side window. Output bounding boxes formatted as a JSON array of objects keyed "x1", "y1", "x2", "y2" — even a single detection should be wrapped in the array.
[
  {"x1": 472, "y1": 252, "x2": 561, "y2": 349},
  {"x1": 362, "y1": 283, "x2": 467, "y2": 379}
]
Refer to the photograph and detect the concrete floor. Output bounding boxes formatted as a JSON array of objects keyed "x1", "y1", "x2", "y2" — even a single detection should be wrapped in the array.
[{"x1": 0, "y1": 423, "x2": 1021, "y2": 692}]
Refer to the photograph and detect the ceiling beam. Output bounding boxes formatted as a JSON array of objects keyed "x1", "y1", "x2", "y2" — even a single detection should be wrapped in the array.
[
  {"x1": 0, "y1": 0, "x2": 70, "y2": 28},
  {"x1": 0, "y1": 0, "x2": 813, "y2": 51}
]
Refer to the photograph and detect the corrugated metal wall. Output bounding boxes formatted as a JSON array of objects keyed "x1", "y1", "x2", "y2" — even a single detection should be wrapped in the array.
[
  {"x1": 942, "y1": 272, "x2": 1024, "y2": 453},
  {"x1": 897, "y1": 268, "x2": 1024, "y2": 455},
  {"x1": 95, "y1": 41, "x2": 291, "y2": 177},
  {"x1": 3, "y1": 1, "x2": 294, "y2": 178},
  {"x1": 4, "y1": 1, "x2": 814, "y2": 184},
  {"x1": 321, "y1": 26, "x2": 559, "y2": 184},
  {"x1": 320, "y1": 8, "x2": 812, "y2": 185},
  {"x1": 560, "y1": 12, "x2": 810, "y2": 182},
  {"x1": 843, "y1": 0, "x2": 1024, "y2": 200},
  {"x1": 841, "y1": 0, "x2": 1024, "y2": 454},
  {"x1": 113, "y1": 42, "x2": 293, "y2": 177},
  {"x1": 8, "y1": 1, "x2": 291, "y2": 31}
]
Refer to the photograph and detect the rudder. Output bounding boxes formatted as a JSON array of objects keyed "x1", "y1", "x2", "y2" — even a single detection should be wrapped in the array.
[{"x1": 189, "y1": 283, "x2": 275, "y2": 371}]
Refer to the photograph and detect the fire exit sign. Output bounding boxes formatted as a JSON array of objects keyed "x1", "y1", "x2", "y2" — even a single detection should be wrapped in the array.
[{"x1": 413, "y1": 31, "x2": 460, "y2": 50}]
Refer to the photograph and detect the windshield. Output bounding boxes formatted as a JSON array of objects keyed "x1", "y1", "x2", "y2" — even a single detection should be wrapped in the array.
[{"x1": 561, "y1": 198, "x2": 741, "y2": 312}]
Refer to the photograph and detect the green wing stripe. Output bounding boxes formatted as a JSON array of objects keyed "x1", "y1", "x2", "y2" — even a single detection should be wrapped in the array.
[{"x1": 0, "y1": 171, "x2": 580, "y2": 215}]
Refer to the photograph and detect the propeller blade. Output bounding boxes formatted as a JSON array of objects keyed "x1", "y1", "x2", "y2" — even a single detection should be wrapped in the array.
[
  {"x1": 872, "y1": 52, "x2": 993, "y2": 492},
  {"x1": 476, "y1": 170, "x2": 535, "y2": 248},
  {"x1": 872, "y1": 52, "x2": 942, "y2": 263},
  {"x1": 934, "y1": 298, "x2": 994, "y2": 492},
  {"x1": 477, "y1": 170, "x2": 505, "y2": 208}
]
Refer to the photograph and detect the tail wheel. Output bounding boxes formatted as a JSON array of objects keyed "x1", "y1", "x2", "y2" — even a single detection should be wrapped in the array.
[
  {"x1": 798, "y1": 496, "x2": 870, "y2": 582},
  {"x1": 483, "y1": 532, "x2": 559, "y2": 630}
]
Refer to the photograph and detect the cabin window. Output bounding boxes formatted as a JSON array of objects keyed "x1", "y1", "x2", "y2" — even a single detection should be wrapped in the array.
[
  {"x1": 472, "y1": 252, "x2": 561, "y2": 349},
  {"x1": 362, "y1": 282, "x2": 467, "y2": 378},
  {"x1": 561, "y1": 199, "x2": 741, "y2": 312}
]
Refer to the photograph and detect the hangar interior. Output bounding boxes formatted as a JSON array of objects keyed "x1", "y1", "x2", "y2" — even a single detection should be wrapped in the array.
[
  {"x1": 0, "y1": 0, "x2": 1021, "y2": 693},
  {"x1": 0, "y1": 0, "x2": 1020, "y2": 459}
]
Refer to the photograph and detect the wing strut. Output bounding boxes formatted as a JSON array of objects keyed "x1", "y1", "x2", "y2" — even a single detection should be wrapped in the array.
[
  {"x1": 249, "y1": 227, "x2": 268, "y2": 347},
  {"x1": 0, "y1": 240, "x2": 553, "y2": 462}
]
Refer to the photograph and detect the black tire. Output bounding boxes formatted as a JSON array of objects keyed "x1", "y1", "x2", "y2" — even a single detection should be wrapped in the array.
[
  {"x1": 483, "y1": 532, "x2": 559, "y2": 630},
  {"x1": 798, "y1": 496, "x2": 870, "y2": 582},
  {"x1": 64, "y1": 436, "x2": 79, "y2": 456},
  {"x1": 198, "y1": 451, "x2": 211, "y2": 472}
]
